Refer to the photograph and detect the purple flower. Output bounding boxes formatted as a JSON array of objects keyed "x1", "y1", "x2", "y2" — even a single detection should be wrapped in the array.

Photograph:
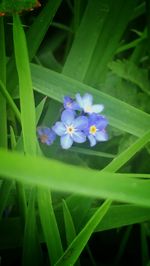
[
  {"x1": 52, "y1": 110, "x2": 88, "y2": 149},
  {"x1": 37, "y1": 127, "x2": 56, "y2": 145},
  {"x1": 76, "y1": 93, "x2": 104, "y2": 114},
  {"x1": 63, "y1": 96, "x2": 80, "y2": 110},
  {"x1": 85, "y1": 114, "x2": 108, "y2": 147}
]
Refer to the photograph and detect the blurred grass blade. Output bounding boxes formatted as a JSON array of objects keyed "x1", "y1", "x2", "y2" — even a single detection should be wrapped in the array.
[
  {"x1": 1, "y1": 149, "x2": 150, "y2": 206},
  {"x1": 104, "y1": 130, "x2": 150, "y2": 172},
  {"x1": 85, "y1": 0, "x2": 137, "y2": 84},
  {"x1": 108, "y1": 60, "x2": 150, "y2": 96},
  {"x1": 62, "y1": 199, "x2": 76, "y2": 245},
  {"x1": 55, "y1": 199, "x2": 111, "y2": 266},
  {"x1": 1, "y1": 204, "x2": 150, "y2": 249},
  {"x1": 63, "y1": 0, "x2": 109, "y2": 81},
  {"x1": 30, "y1": 64, "x2": 150, "y2": 137},
  {"x1": 37, "y1": 188, "x2": 63, "y2": 265},
  {"x1": 7, "y1": 0, "x2": 62, "y2": 95},
  {"x1": 13, "y1": 14, "x2": 37, "y2": 155},
  {"x1": 23, "y1": 189, "x2": 43, "y2": 266},
  {"x1": 0, "y1": 17, "x2": 7, "y2": 148},
  {"x1": 0, "y1": 180, "x2": 13, "y2": 219},
  {"x1": 0, "y1": 80, "x2": 21, "y2": 122}
]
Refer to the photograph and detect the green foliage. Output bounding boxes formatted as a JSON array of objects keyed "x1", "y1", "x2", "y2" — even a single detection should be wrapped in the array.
[{"x1": 0, "y1": 0, "x2": 150, "y2": 265}]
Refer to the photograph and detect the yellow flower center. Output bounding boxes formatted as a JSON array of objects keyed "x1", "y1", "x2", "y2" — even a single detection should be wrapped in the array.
[
  {"x1": 66, "y1": 125, "x2": 75, "y2": 135},
  {"x1": 89, "y1": 125, "x2": 97, "y2": 135},
  {"x1": 66, "y1": 102, "x2": 72, "y2": 107}
]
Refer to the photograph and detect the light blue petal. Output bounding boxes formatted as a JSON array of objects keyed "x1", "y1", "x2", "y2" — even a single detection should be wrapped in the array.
[
  {"x1": 52, "y1": 122, "x2": 66, "y2": 136},
  {"x1": 83, "y1": 93, "x2": 93, "y2": 107},
  {"x1": 91, "y1": 104, "x2": 104, "y2": 113},
  {"x1": 61, "y1": 110, "x2": 75, "y2": 125},
  {"x1": 72, "y1": 131, "x2": 86, "y2": 143},
  {"x1": 75, "y1": 93, "x2": 83, "y2": 108},
  {"x1": 95, "y1": 130, "x2": 108, "y2": 141},
  {"x1": 88, "y1": 135, "x2": 96, "y2": 147},
  {"x1": 60, "y1": 134, "x2": 73, "y2": 149},
  {"x1": 73, "y1": 116, "x2": 88, "y2": 130}
]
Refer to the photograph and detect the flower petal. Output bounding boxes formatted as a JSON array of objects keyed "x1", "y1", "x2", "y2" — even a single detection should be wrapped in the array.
[
  {"x1": 72, "y1": 131, "x2": 86, "y2": 143},
  {"x1": 95, "y1": 130, "x2": 108, "y2": 141},
  {"x1": 73, "y1": 116, "x2": 88, "y2": 130},
  {"x1": 95, "y1": 116, "x2": 108, "y2": 130},
  {"x1": 52, "y1": 122, "x2": 66, "y2": 136},
  {"x1": 61, "y1": 110, "x2": 75, "y2": 125},
  {"x1": 91, "y1": 104, "x2": 104, "y2": 113},
  {"x1": 76, "y1": 93, "x2": 83, "y2": 108},
  {"x1": 82, "y1": 93, "x2": 93, "y2": 107},
  {"x1": 60, "y1": 134, "x2": 73, "y2": 149},
  {"x1": 88, "y1": 135, "x2": 96, "y2": 147}
]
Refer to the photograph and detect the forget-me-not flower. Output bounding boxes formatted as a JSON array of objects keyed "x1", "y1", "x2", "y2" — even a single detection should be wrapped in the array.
[
  {"x1": 52, "y1": 110, "x2": 88, "y2": 149},
  {"x1": 63, "y1": 96, "x2": 80, "y2": 111},
  {"x1": 37, "y1": 127, "x2": 56, "y2": 145},
  {"x1": 76, "y1": 93, "x2": 104, "y2": 114},
  {"x1": 85, "y1": 113, "x2": 108, "y2": 147}
]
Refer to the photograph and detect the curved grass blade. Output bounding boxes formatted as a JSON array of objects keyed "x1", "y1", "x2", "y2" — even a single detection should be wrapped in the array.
[
  {"x1": 13, "y1": 14, "x2": 37, "y2": 155},
  {"x1": 55, "y1": 199, "x2": 111, "y2": 266},
  {"x1": 1, "y1": 149, "x2": 150, "y2": 206},
  {"x1": 30, "y1": 64, "x2": 150, "y2": 137},
  {"x1": 37, "y1": 188, "x2": 63, "y2": 265}
]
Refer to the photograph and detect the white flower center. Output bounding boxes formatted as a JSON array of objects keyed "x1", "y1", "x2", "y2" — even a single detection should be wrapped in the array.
[
  {"x1": 84, "y1": 105, "x2": 92, "y2": 113},
  {"x1": 66, "y1": 125, "x2": 75, "y2": 136}
]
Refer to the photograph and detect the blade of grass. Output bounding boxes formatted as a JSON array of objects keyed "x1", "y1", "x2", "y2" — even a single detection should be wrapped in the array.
[
  {"x1": 10, "y1": 126, "x2": 27, "y2": 226},
  {"x1": 62, "y1": 199, "x2": 76, "y2": 245},
  {"x1": 13, "y1": 14, "x2": 42, "y2": 265},
  {"x1": 0, "y1": 17, "x2": 7, "y2": 148},
  {"x1": 7, "y1": 0, "x2": 62, "y2": 95},
  {"x1": 85, "y1": 0, "x2": 137, "y2": 84},
  {"x1": 13, "y1": 14, "x2": 37, "y2": 155},
  {"x1": 63, "y1": 0, "x2": 110, "y2": 81},
  {"x1": 37, "y1": 188, "x2": 63, "y2": 265},
  {"x1": 1, "y1": 149, "x2": 150, "y2": 206},
  {"x1": 29, "y1": 64, "x2": 150, "y2": 137},
  {"x1": 0, "y1": 180, "x2": 13, "y2": 219},
  {"x1": 55, "y1": 199, "x2": 111, "y2": 266},
  {"x1": 22, "y1": 189, "x2": 43, "y2": 266},
  {"x1": 103, "y1": 130, "x2": 150, "y2": 172},
  {"x1": 0, "y1": 80, "x2": 21, "y2": 122}
]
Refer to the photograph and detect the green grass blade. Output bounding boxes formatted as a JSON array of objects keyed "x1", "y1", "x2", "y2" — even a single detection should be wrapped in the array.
[
  {"x1": 23, "y1": 189, "x2": 43, "y2": 266},
  {"x1": 108, "y1": 60, "x2": 150, "y2": 96},
  {"x1": 63, "y1": 0, "x2": 109, "y2": 81},
  {"x1": 0, "y1": 180, "x2": 13, "y2": 219},
  {"x1": 104, "y1": 130, "x2": 150, "y2": 172},
  {"x1": 55, "y1": 199, "x2": 111, "y2": 266},
  {"x1": 1, "y1": 149, "x2": 150, "y2": 206},
  {"x1": 0, "y1": 80, "x2": 21, "y2": 122},
  {"x1": 62, "y1": 199, "x2": 76, "y2": 245},
  {"x1": 94, "y1": 204, "x2": 150, "y2": 232},
  {"x1": 0, "y1": 17, "x2": 7, "y2": 148},
  {"x1": 13, "y1": 14, "x2": 37, "y2": 155},
  {"x1": 7, "y1": 0, "x2": 62, "y2": 94},
  {"x1": 85, "y1": 0, "x2": 137, "y2": 84},
  {"x1": 30, "y1": 64, "x2": 150, "y2": 137},
  {"x1": 27, "y1": 0, "x2": 62, "y2": 60},
  {"x1": 37, "y1": 188, "x2": 63, "y2": 264}
]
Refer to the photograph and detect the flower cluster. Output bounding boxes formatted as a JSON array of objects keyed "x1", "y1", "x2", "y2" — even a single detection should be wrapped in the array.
[{"x1": 37, "y1": 93, "x2": 108, "y2": 149}]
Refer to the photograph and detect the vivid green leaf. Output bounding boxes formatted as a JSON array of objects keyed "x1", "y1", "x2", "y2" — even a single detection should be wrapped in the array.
[
  {"x1": 55, "y1": 199, "x2": 111, "y2": 266},
  {"x1": 1, "y1": 149, "x2": 150, "y2": 206},
  {"x1": 37, "y1": 188, "x2": 63, "y2": 265}
]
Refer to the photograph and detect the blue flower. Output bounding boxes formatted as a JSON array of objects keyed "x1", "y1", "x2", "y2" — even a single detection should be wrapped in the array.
[
  {"x1": 63, "y1": 96, "x2": 80, "y2": 110},
  {"x1": 76, "y1": 93, "x2": 104, "y2": 114},
  {"x1": 52, "y1": 110, "x2": 88, "y2": 149},
  {"x1": 37, "y1": 127, "x2": 56, "y2": 145},
  {"x1": 85, "y1": 114, "x2": 108, "y2": 147}
]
